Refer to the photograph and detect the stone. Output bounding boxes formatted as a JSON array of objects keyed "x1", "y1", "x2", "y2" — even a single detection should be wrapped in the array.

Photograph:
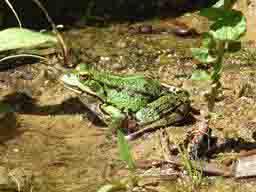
[{"x1": 235, "y1": 154, "x2": 256, "y2": 178}]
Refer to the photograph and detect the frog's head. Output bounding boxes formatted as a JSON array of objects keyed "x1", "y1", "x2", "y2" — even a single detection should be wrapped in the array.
[{"x1": 60, "y1": 63, "x2": 93, "y2": 92}]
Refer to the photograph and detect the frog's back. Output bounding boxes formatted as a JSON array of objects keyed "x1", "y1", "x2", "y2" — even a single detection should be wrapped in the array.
[
  {"x1": 92, "y1": 70, "x2": 162, "y2": 97},
  {"x1": 105, "y1": 88, "x2": 151, "y2": 112}
]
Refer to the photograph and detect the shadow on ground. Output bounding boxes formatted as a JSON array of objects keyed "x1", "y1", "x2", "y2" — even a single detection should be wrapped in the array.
[
  {"x1": 0, "y1": 112, "x2": 20, "y2": 145},
  {"x1": 1, "y1": 92, "x2": 104, "y2": 122},
  {"x1": 207, "y1": 137, "x2": 256, "y2": 158}
]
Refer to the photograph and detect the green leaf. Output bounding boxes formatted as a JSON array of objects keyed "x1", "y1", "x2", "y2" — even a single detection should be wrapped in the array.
[
  {"x1": 200, "y1": 8, "x2": 246, "y2": 41},
  {"x1": 0, "y1": 102, "x2": 13, "y2": 113},
  {"x1": 117, "y1": 130, "x2": 135, "y2": 170},
  {"x1": 191, "y1": 70, "x2": 211, "y2": 81},
  {"x1": 191, "y1": 48, "x2": 216, "y2": 63},
  {"x1": 0, "y1": 28, "x2": 58, "y2": 52},
  {"x1": 210, "y1": 11, "x2": 246, "y2": 41},
  {"x1": 200, "y1": 8, "x2": 226, "y2": 21}
]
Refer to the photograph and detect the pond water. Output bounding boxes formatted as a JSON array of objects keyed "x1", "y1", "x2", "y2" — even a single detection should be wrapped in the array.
[{"x1": 1, "y1": 10, "x2": 256, "y2": 192}]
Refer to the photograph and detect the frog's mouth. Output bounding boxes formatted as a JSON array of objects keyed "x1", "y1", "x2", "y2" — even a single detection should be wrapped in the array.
[{"x1": 60, "y1": 73, "x2": 85, "y2": 94}]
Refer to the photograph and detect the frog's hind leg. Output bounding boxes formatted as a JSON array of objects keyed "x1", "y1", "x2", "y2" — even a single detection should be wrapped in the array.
[
  {"x1": 135, "y1": 94, "x2": 184, "y2": 125},
  {"x1": 127, "y1": 103, "x2": 190, "y2": 141}
]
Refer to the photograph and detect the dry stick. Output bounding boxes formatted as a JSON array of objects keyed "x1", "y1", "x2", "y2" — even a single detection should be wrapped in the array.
[
  {"x1": 159, "y1": 129, "x2": 173, "y2": 162},
  {"x1": 31, "y1": 0, "x2": 69, "y2": 67},
  {"x1": 125, "y1": 124, "x2": 162, "y2": 141}
]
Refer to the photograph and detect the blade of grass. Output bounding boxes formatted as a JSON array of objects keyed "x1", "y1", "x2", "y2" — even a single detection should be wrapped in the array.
[{"x1": 117, "y1": 130, "x2": 135, "y2": 170}]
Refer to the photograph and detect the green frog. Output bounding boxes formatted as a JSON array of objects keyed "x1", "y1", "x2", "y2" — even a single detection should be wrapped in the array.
[{"x1": 60, "y1": 64, "x2": 191, "y2": 135}]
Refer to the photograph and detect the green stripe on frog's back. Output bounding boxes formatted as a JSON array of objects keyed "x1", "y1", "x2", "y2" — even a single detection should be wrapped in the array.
[
  {"x1": 105, "y1": 88, "x2": 152, "y2": 112},
  {"x1": 89, "y1": 69, "x2": 162, "y2": 97}
]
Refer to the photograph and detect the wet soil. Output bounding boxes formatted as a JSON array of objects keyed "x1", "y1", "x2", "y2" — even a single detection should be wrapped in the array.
[{"x1": 1, "y1": 11, "x2": 256, "y2": 192}]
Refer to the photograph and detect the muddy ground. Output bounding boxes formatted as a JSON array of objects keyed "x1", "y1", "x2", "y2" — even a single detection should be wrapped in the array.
[{"x1": 1, "y1": 11, "x2": 256, "y2": 192}]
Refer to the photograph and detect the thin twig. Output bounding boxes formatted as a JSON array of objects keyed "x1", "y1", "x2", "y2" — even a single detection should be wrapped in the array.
[
  {"x1": 159, "y1": 129, "x2": 173, "y2": 162},
  {"x1": 4, "y1": 0, "x2": 22, "y2": 28},
  {"x1": 0, "y1": 54, "x2": 46, "y2": 63},
  {"x1": 31, "y1": 0, "x2": 69, "y2": 66}
]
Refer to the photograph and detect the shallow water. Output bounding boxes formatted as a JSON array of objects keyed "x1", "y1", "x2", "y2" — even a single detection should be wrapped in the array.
[{"x1": 1, "y1": 12, "x2": 256, "y2": 192}]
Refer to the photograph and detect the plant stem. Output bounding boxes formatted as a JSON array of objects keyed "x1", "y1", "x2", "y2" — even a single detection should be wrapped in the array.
[{"x1": 208, "y1": 41, "x2": 225, "y2": 112}]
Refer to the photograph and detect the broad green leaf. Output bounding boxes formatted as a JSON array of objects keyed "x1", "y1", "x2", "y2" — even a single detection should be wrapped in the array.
[
  {"x1": 191, "y1": 70, "x2": 211, "y2": 81},
  {"x1": 0, "y1": 102, "x2": 13, "y2": 113},
  {"x1": 191, "y1": 48, "x2": 216, "y2": 63},
  {"x1": 209, "y1": 14, "x2": 246, "y2": 41},
  {"x1": 200, "y1": 8, "x2": 227, "y2": 21},
  {"x1": 117, "y1": 130, "x2": 135, "y2": 170},
  {"x1": 200, "y1": 8, "x2": 246, "y2": 41},
  {"x1": 0, "y1": 28, "x2": 58, "y2": 52}
]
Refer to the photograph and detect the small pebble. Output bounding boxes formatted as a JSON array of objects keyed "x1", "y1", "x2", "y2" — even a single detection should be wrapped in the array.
[{"x1": 116, "y1": 41, "x2": 127, "y2": 48}]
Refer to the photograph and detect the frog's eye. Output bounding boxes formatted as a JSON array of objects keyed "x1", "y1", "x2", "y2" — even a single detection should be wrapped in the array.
[{"x1": 79, "y1": 73, "x2": 90, "y2": 80}]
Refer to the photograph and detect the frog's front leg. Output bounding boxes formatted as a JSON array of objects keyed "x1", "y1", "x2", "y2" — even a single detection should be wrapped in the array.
[{"x1": 100, "y1": 104, "x2": 126, "y2": 131}]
